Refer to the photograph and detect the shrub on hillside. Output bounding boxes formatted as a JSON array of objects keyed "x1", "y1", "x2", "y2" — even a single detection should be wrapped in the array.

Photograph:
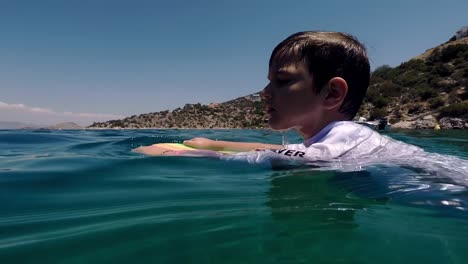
[
  {"x1": 428, "y1": 97, "x2": 445, "y2": 109},
  {"x1": 439, "y1": 44, "x2": 468, "y2": 62},
  {"x1": 428, "y1": 44, "x2": 468, "y2": 63},
  {"x1": 432, "y1": 63, "x2": 452, "y2": 77},
  {"x1": 370, "y1": 75, "x2": 385, "y2": 85},
  {"x1": 459, "y1": 91, "x2": 468, "y2": 101},
  {"x1": 400, "y1": 96, "x2": 410, "y2": 104},
  {"x1": 378, "y1": 80, "x2": 403, "y2": 97},
  {"x1": 448, "y1": 90, "x2": 464, "y2": 104},
  {"x1": 372, "y1": 65, "x2": 394, "y2": 79},
  {"x1": 394, "y1": 71, "x2": 427, "y2": 87},
  {"x1": 452, "y1": 69, "x2": 466, "y2": 80},
  {"x1": 399, "y1": 59, "x2": 426, "y2": 72},
  {"x1": 369, "y1": 108, "x2": 387, "y2": 120},
  {"x1": 373, "y1": 97, "x2": 390, "y2": 108},
  {"x1": 389, "y1": 117, "x2": 401, "y2": 124},
  {"x1": 439, "y1": 102, "x2": 468, "y2": 118},
  {"x1": 454, "y1": 57, "x2": 465, "y2": 66},
  {"x1": 109, "y1": 120, "x2": 124, "y2": 127},
  {"x1": 416, "y1": 87, "x2": 439, "y2": 100},
  {"x1": 408, "y1": 104, "x2": 422, "y2": 114},
  {"x1": 364, "y1": 87, "x2": 379, "y2": 102}
]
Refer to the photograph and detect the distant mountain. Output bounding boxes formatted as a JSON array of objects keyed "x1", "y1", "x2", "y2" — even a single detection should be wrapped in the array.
[
  {"x1": 45, "y1": 122, "x2": 83, "y2": 130},
  {"x1": 0, "y1": 121, "x2": 83, "y2": 130},
  {"x1": 0, "y1": 121, "x2": 40, "y2": 129}
]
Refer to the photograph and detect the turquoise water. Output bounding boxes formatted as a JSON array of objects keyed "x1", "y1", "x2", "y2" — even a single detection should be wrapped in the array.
[{"x1": 1, "y1": 129, "x2": 468, "y2": 264}]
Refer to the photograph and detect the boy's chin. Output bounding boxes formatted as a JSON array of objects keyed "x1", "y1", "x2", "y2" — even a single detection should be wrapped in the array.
[{"x1": 268, "y1": 119, "x2": 290, "y2": 131}]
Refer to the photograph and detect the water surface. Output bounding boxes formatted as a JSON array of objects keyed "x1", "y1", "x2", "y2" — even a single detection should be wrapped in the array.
[{"x1": 0, "y1": 129, "x2": 467, "y2": 263}]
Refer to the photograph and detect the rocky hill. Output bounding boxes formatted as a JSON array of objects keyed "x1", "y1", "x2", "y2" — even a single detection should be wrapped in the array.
[
  {"x1": 46, "y1": 122, "x2": 83, "y2": 130},
  {"x1": 357, "y1": 30, "x2": 468, "y2": 129},
  {"x1": 89, "y1": 94, "x2": 267, "y2": 129},
  {"x1": 18, "y1": 122, "x2": 84, "y2": 130},
  {"x1": 89, "y1": 27, "x2": 468, "y2": 130}
]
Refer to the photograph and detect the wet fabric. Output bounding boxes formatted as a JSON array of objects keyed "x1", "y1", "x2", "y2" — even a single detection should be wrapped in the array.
[
  {"x1": 225, "y1": 122, "x2": 468, "y2": 186},
  {"x1": 226, "y1": 121, "x2": 423, "y2": 167}
]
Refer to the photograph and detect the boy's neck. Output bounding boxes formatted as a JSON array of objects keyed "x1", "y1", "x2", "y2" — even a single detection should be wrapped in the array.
[{"x1": 297, "y1": 113, "x2": 349, "y2": 139}]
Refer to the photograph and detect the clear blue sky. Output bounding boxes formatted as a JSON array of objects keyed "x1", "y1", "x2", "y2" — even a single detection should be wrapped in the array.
[{"x1": 1, "y1": 0, "x2": 467, "y2": 125}]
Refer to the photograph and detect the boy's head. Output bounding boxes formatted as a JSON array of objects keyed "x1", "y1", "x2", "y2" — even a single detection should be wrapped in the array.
[{"x1": 268, "y1": 31, "x2": 370, "y2": 119}]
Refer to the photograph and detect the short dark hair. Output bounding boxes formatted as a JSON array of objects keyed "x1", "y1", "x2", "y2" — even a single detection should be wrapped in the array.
[{"x1": 269, "y1": 31, "x2": 370, "y2": 118}]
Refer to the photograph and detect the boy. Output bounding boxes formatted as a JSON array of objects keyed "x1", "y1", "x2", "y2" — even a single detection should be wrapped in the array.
[{"x1": 135, "y1": 31, "x2": 422, "y2": 165}]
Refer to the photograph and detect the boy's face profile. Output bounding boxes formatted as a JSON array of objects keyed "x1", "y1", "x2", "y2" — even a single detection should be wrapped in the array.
[{"x1": 262, "y1": 58, "x2": 327, "y2": 134}]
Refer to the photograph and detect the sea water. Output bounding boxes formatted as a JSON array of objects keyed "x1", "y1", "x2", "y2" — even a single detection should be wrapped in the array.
[{"x1": 0, "y1": 129, "x2": 467, "y2": 264}]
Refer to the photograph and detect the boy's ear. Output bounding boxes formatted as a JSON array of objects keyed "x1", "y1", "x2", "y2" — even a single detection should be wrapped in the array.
[{"x1": 321, "y1": 77, "x2": 348, "y2": 110}]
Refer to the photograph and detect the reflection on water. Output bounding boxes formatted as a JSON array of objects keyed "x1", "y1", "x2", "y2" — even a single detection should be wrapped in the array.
[
  {"x1": 265, "y1": 168, "x2": 468, "y2": 263},
  {"x1": 268, "y1": 170, "x2": 363, "y2": 228}
]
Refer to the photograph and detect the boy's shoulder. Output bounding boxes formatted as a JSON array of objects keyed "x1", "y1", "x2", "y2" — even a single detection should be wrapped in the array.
[
  {"x1": 278, "y1": 121, "x2": 376, "y2": 159},
  {"x1": 308, "y1": 121, "x2": 422, "y2": 160},
  {"x1": 310, "y1": 121, "x2": 375, "y2": 145}
]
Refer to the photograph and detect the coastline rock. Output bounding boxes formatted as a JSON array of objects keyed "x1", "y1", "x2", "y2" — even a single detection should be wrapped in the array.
[
  {"x1": 439, "y1": 117, "x2": 468, "y2": 129},
  {"x1": 392, "y1": 121, "x2": 414, "y2": 129},
  {"x1": 414, "y1": 115, "x2": 438, "y2": 129},
  {"x1": 392, "y1": 115, "x2": 438, "y2": 129}
]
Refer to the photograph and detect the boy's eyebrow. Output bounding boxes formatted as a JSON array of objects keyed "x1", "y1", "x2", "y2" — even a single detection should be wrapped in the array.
[
  {"x1": 275, "y1": 69, "x2": 291, "y2": 74},
  {"x1": 267, "y1": 69, "x2": 295, "y2": 80},
  {"x1": 271, "y1": 68, "x2": 296, "y2": 76}
]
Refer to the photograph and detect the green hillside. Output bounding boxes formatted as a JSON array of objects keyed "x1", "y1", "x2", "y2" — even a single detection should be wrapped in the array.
[
  {"x1": 89, "y1": 94, "x2": 267, "y2": 129},
  {"x1": 359, "y1": 38, "x2": 467, "y2": 124}
]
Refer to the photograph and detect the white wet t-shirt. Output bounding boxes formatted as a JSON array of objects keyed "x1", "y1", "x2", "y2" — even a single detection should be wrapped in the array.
[
  {"x1": 222, "y1": 121, "x2": 468, "y2": 186},
  {"x1": 226, "y1": 121, "x2": 424, "y2": 167}
]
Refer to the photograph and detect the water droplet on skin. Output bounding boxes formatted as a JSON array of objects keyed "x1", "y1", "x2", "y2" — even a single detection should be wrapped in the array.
[{"x1": 281, "y1": 130, "x2": 290, "y2": 147}]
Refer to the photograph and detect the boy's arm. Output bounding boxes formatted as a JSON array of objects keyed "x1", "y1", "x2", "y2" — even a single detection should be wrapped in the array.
[
  {"x1": 132, "y1": 144, "x2": 223, "y2": 157},
  {"x1": 183, "y1": 137, "x2": 282, "y2": 152},
  {"x1": 132, "y1": 145, "x2": 176, "y2": 156}
]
